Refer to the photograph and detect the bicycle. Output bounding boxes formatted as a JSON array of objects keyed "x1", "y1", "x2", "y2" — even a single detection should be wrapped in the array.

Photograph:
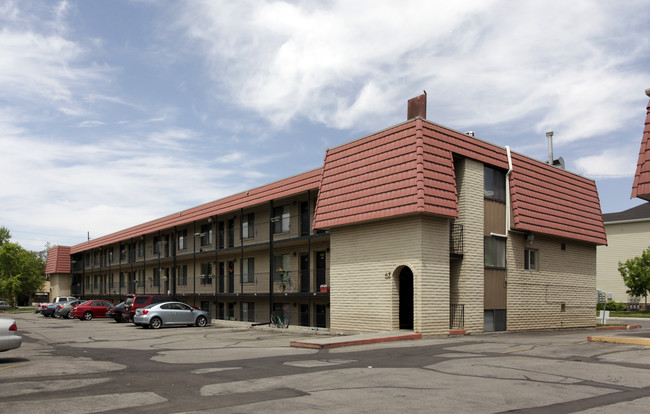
[
  {"x1": 278, "y1": 273, "x2": 294, "y2": 293},
  {"x1": 271, "y1": 311, "x2": 290, "y2": 328}
]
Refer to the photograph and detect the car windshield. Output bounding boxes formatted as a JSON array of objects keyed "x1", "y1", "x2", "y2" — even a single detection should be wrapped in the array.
[{"x1": 143, "y1": 304, "x2": 156, "y2": 309}]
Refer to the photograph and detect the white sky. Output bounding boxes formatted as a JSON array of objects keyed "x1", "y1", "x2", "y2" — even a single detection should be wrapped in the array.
[{"x1": 1, "y1": 0, "x2": 649, "y2": 252}]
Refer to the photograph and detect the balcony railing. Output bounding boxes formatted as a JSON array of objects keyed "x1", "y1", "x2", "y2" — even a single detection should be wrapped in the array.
[
  {"x1": 81, "y1": 213, "x2": 329, "y2": 270},
  {"x1": 450, "y1": 304, "x2": 464, "y2": 329},
  {"x1": 450, "y1": 221, "x2": 463, "y2": 257},
  {"x1": 77, "y1": 268, "x2": 330, "y2": 297}
]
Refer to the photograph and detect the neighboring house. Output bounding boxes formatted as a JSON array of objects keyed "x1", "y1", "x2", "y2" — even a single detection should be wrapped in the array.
[
  {"x1": 597, "y1": 203, "x2": 650, "y2": 305},
  {"x1": 621, "y1": 87, "x2": 650, "y2": 308},
  {"x1": 46, "y1": 93, "x2": 606, "y2": 335}
]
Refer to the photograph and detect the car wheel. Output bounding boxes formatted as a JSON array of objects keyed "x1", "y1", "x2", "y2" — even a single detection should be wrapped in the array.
[
  {"x1": 196, "y1": 315, "x2": 208, "y2": 327},
  {"x1": 67, "y1": 313, "x2": 75, "y2": 319},
  {"x1": 150, "y1": 317, "x2": 162, "y2": 329},
  {"x1": 83, "y1": 312, "x2": 93, "y2": 321}
]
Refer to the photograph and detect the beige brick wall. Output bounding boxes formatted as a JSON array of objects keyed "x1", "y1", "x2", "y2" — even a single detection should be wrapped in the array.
[
  {"x1": 329, "y1": 215, "x2": 449, "y2": 335},
  {"x1": 507, "y1": 234, "x2": 596, "y2": 330},
  {"x1": 452, "y1": 158, "x2": 485, "y2": 334},
  {"x1": 49, "y1": 273, "x2": 71, "y2": 299},
  {"x1": 597, "y1": 220, "x2": 650, "y2": 303}
]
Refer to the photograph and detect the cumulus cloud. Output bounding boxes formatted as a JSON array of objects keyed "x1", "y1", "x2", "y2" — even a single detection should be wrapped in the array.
[
  {"x1": 175, "y1": 0, "x2": 649, "y2": 139},
  {"x1": 575, "y1": 147, "x2": 639, "y2": 178}
]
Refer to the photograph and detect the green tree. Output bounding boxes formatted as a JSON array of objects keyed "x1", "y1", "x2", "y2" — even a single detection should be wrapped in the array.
[
  {"x1": 0, "y1": 226, "x2": 10, "y2": 246},
  {"x1": 618, "y1": 247, "x2": 650, "y2": 308},
  {"x1": 0, "y1": 228, "x2": 46, "y2": 306}
]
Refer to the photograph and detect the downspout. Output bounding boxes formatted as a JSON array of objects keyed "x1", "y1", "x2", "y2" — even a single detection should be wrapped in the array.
[
  {"x1": 505, "y1": 146, "x2": 513, "y2": 234},
  {"x1": 505, "y1": 146, "x2": 513, "y2": 287}
]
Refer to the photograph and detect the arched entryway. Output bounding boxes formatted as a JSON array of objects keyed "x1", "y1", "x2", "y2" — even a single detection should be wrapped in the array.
[{"x1": 398, "y1": 266, "x2": 414, "y2": 330}]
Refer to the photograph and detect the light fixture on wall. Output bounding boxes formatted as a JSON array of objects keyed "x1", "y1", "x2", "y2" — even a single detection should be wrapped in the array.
[{"x1": 526, "y1": 233, "x2": 534, "y2": 244}]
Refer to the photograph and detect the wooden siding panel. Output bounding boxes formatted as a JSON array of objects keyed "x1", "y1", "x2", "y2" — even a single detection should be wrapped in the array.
[
  {"x1": 484, "y1": 268, "x2": 507, "y2": 309},
  {"x1": 484, "y1": 200, "x2": 506, "y2": 236}
]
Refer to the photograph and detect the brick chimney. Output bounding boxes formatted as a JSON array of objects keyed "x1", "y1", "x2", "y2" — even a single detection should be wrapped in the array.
[{"x1": 407, "y1": 92, "x2": 427, "y2": 120}]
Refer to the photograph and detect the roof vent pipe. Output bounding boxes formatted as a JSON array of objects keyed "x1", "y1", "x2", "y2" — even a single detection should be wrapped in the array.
[{"x1": 546, "y1": 131, "x2": 554, "y2": 165}]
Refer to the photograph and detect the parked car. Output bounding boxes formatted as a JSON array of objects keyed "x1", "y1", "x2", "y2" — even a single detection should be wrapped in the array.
[
  {"x1": 0, "y1": 301, "x2": 11, "y2": 311},
  {"x1": 41, "y1": 303, "x2": 63, "y2": 318},
  {"x1": 38, "y1": 296, "x2": 77, "y2": 316},
  {"x1": 0, "y1": 318, "x2": 22, "y2": 352},
  {"x1": 54, "y1": 300, "x2": 87, "y2": 319},
  {"x1": 106, "y1": 302, "x2": 125, "y2": 323},
  {"x1": 122, "y1": 294, "x2": 174, "y2": 323},
  {"x1": 70, "y1": 300, "x2": 115, "y2": 321},
  {"x1": 133, "y1": 301, "x2": 211, "y2": 329}
]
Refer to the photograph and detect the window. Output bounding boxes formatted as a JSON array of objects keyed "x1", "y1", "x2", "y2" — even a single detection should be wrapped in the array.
[
  {"x1": 484, "y1": 236, "x2": 506, "y2": 268},
  {"x1": 108, "y1": 274, "x2": 114, "y2": 289},
  {"x1": 524, "y1": 249, "x2": 538, "y2": 270},
  {"x1": 137, "y1": 269, "x2": 145, "y2": 286},
  {"x1": 272, "y1": 205, "x2": 290, "y2": 234},
  {"x1": 153, "y1": 236, "x2": 160, "y2": 254},
  {"x1": 200, "y1": 224, "x2": 213, "y2": 246},
  {"x1": 273, "y1": 254, "x2": 290, "y2": 281},
  {"x1": 177, "y1": 265, "x2": 187, "y2": 285},
  {"x1": 120, "y1": 244, "x2": 127, "y2": 261},
  {"x1": 119, "y1": 272, "x2": 125, "y2": 288},
  {"x1": 484, "y1": 166, "x2": 506, "y2": 202},
  {"x1": 227, "y1": 218, "x2": 235, "y2": 248},
  {"x1": 200, "y1": 262, "x2": 213, "y2": 285},
  {"x1": 242, "y1": 302, "x2": 255, "y2": 322},
  {"x1": 153, "y1": 269, "x2": 160, "y2": 287},
  {"x1": 242, "y1": 258, "x2": 254, "y2": 283},
  {"x1": 138, "y1": 240, "x2": 145, "y2": 257},
  {"x1": 242, "y1": 213, "x2": 254, "y2": 239},
  {"x1": 218, "y1": 221, "x2": 225, "y2": 249},
  {"x1": 178, "y1": 230, "x2": 187, "y2": 250}
]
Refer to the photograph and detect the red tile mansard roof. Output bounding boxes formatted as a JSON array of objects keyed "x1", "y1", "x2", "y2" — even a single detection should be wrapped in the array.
[
  {"x1": 45, "y1": 245, "x2": 71, "y2": 274},
  {"x1": 70, "y1": 168, "x2": 322, "y2": 254},
  {"x1": 631, "y1": 88, "x2": 650, "y2": 201},
  {"x1": 64, "y1": 94, "x2": 607, "y2": 254},
  {"x1": 313, "y1": 114, "x2": 607, "y2": 245},
  {"x1": 312, "y1": 119, "x2": 458, "y2": 229},
  {"x1": 509, "y1": 152, "x2": 606, "y2": 244}
]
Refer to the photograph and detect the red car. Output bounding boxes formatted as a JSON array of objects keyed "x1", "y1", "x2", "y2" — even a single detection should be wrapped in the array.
[{"x1": 70, "y1": 300, "x2": 115, "y2": 321}]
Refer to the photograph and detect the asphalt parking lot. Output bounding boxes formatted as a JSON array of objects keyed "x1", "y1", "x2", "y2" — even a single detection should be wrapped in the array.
[{"x1": 2, "y1": 313, "x2": 650, "y2": 413}]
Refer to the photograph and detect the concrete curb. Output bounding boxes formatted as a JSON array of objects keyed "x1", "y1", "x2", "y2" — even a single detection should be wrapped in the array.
[
  {"x1": 588, "y1": 336, "x2": 650, "y2": 346},
  {"x1": 291, "y1": 332, "x2": 422, "y2": 349},
  {"x1": 595, "y1": 325, "x2": 642, "y2": 330}
]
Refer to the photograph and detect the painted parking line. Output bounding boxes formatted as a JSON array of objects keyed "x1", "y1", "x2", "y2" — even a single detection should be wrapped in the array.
[{"x1": 0, "y1": 361, "x2": 28, "y2": 371}]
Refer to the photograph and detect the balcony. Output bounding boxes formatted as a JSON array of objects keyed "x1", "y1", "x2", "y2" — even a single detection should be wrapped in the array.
[{"x1": 449, "y1": 221, "x2": 463, "y2": 258}]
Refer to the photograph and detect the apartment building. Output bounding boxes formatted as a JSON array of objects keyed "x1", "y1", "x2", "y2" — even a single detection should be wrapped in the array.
[{"x1": 46, "y1": 93, "x2": 607, "y2": 334}]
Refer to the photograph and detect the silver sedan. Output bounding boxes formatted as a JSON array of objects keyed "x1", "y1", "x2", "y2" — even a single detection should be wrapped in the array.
[
  {"x1": 133, "y1": 302, "x2": 210, "y2": 329},
  {"x1": 0, "y1": 318, "x2": 22, "y2": 352}
]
